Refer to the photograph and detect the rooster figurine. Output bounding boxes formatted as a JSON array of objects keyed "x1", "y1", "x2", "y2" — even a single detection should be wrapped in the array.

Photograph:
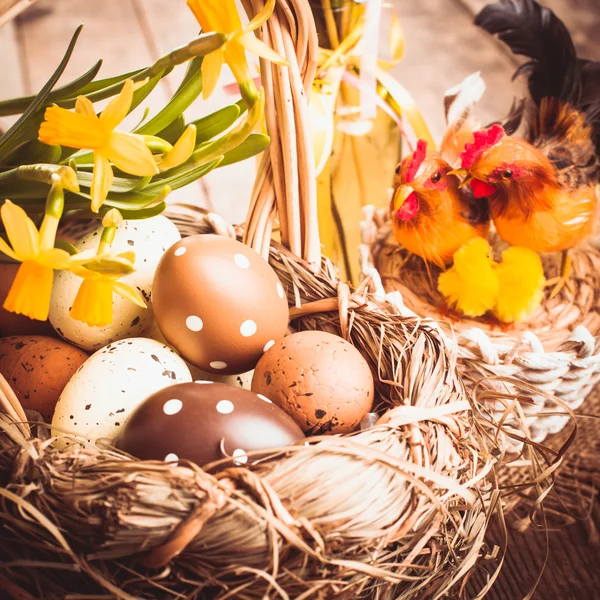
[
  {"x1": 457, "y1": 0, "x2": 600, "y2": 297},
  {"x1": 390, "y1": 140, "x2": 490, "y2": 268}
]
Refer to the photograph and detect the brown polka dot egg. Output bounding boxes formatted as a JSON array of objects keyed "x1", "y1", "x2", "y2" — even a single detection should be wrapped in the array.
[
  {"x1": 115, "y1": 381, "x2": 304, "y2": 467},
  {"x1": 251, "y1": 330, "x2": 375, "y2": 435},
  {"x1": 152, "y1": 235, "x2": 289, "y2": 375}
]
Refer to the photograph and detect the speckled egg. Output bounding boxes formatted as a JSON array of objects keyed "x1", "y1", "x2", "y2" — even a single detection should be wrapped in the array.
[
  {"x1": 152, "y1": 234, "x2": 289, "y2": 375},
  {"x1": 0, "y1": 336, "x2": 88, "y2": 422},
  {"x1": 115, "y1": 381, "x2": 304, "y2": 467},
  {"x1": 52, "y1": 337, "x2": 191, "y2": 445},
  {"x1": 49, "y1": 216, "x2": 181, "y2": 352},
  {"x1": 251, "y1": 330, "x2": 375, "y2": 435},
  {"x1": 146, "y1": 321, "x2": 255, "y2": 387}
]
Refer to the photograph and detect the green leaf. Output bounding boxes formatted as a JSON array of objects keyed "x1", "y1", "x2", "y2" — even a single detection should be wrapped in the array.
[
  {"x1": 4, "y1": 139, "x2": 62, "y2": 166},
  {"x1": 58, "y1": 67, "x2": 172, "y2": 111},
  {"x1": 75, "y1": 170, "x2": 144, "y2": 193},
  {"x1": 156, "y1": 114, "x2": 186, "y2": 145},
  {"x1": 54, "y1": 239, "x2": 79, "y2": 255},
  {"x1": 191, "y1": 90, "x2": 264, "y2": 166},
  {"x1": 73, "y1": 68, "x2": 147, "y2": 96},
  {"x1": 0, "y1": 59, "x2": 103, "y2": 117},
  {"x1": 135, "y1": 57, "x2": 203, "y2": 136},
  {"x1": 111, "y1": 201, "x2": 167, "y2": 220},
  {"x1": 192, "y1": 103, "x2": 241, "y2": 143},
  {"x1": 218, "y1": 133, "x2": 269, "y2": 167},
  {"x1": 144, "y1": 157, "x2": 223, "y2": 193},
  {"x1": 0, "y1": 25, "x2": 84, "y2": 163}
]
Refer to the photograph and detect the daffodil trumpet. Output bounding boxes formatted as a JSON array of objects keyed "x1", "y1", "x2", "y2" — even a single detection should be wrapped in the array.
[
  {"x1": 186, "y1": 0, "x2": 288, "y2": 108},
  {"x1": 0, "y1": 177, "x2": 73, "y2": 321},
  {"x1": 68, "y1": 209, "x2": 146, "y2": 328}
]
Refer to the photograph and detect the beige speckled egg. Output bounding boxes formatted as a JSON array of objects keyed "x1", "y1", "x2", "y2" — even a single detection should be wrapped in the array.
[
  {"x1": 52, "y1": 337, "x2": 191, "y2": 445},
  {"x1": 0, "y1": 335, "x2": 88, "y2": 422},
  {"x1": 49, "y1": 216, "x2": 181, "y2": 352},
  {"x1": 251, "y1": 330, "x2": 374, "y2": 435},
  {"x1": 152, "y1": 235, "x2": 289, "y2": 375}
]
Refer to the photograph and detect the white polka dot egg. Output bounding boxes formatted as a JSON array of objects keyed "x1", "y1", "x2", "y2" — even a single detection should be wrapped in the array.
[
  {"x1": 115, "y1": 382, "x2": 304, "y2": 467},
  {"x1": 151, "y1": 235, "x2": 289, "y2": 375}
]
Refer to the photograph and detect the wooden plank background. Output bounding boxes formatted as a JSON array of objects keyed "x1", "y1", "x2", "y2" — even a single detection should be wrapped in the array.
[{"x1": 0, "y1": 1, "x2": 599, "y2": 598}]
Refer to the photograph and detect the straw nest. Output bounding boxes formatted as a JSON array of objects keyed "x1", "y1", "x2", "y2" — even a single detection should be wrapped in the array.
[
  {"x1": 361, "y1": 205, "x2": 600, "y2": 447},
  {"x1": 0, "y1": 209, "x2": 518, "y2": 599}
]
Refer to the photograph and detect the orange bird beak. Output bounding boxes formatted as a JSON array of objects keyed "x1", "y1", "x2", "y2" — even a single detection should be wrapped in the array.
[
  {"x1": 447, "y1": 168, "x2": 472, "y2": 188},
  {"x1": 392, "y1": 184, "x2": 415, "y2": 210}
]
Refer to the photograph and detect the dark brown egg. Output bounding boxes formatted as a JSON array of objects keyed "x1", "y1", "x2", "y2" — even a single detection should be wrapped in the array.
[
  {"x1": 251, "y1": 330, "x2": 375, "y2": 435},
  {"x1": 0, "y1": 335, "x2": 88, "y2": 422},
  {"x1": 152, "y1": 235, "x2": 289, "y2": 375},
  {"x1": 115, "y1": 381, "x2": 304, "y2": 466},
  {"x1": 0, "y1": 264, "x2": 56, "y2": 337}
]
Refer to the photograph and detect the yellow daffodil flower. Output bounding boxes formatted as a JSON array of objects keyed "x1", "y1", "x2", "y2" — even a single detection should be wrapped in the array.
[
  {"x1": 144, "y1": 124, "x2": 197, "y2": 173},
  {"x1": 0, "y1": 195, "x2": 71, "y2": 321},
  {"x1": 187, "y1": 0, "x2": 288, "y2": 104},
  {"x1": 68, "y1": 209, "x2": 146, "y2": 327},
  {"x1": 69, "y1": 256, "x2": 146, "y2": 327},
  {"x1": 38, "y1": 80, "x2": 159, "y2": 213}
]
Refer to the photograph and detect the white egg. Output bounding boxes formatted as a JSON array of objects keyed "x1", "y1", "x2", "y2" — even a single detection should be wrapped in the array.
[
  {"x1": 52, "y1": 337, "x2": 191, "y2": 446},
  {"x1": 49, "y1": 216, "x2": 181, "y2": 351}
]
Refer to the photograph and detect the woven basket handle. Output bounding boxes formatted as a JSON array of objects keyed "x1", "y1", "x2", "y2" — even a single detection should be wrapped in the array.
[{"x1": 241, "y1": 0, "x2": 321, "y2": 268}]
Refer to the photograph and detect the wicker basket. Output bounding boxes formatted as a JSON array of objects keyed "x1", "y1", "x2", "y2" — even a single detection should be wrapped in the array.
[
  {"x1": 358, "y1": 204, "x2": 600, "y2": 446},
  {"x1": 0, "y1": 1, "x2": 574, "y2": 598}
]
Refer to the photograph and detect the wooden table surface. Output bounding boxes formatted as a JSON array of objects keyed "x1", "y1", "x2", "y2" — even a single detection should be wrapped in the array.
[{"x1": 1, "y1": 1, "x2": 599, "y2": 598}]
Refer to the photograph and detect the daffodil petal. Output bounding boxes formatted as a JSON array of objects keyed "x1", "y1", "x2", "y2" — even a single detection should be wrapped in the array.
[
  {"x1": 0, "y1": 237, "x2": 20, "y2": 261},
  {"x1": 117, "y1": 251, "x2": 135, "y2": 263},
  {"x1": 1, "y1": 200, "x2": 40, "y2": 260},
  {"x1": 107, "y1": 132, "x2": 159, "y2": 177},
  {"x1": 39, "y1": 105, "x2": 105, "y2": 149},
  {"x1": 158, "y1": 124, "x2": 197, "y2": 172},
  {"x1": 69, "y1": 248, "x2": 97, "y2": 264},
  {"x1": 70, "y1": 278, "x2": 115, "y2": 327},
  {"x1": 39, "y1": 247, "x2": 74, "y2": 270},
  {"x1": 75, "y1": 95, "x2": 96, "y2": 117},
  {"x1": 201, "y1": 49, "x2": 224, "y2": 100},
  {"x1": 100, "y1": 79, "x2": 134, "y2": 130},
  {"x1": 113, "y1": 281, "x2": 147, "y2": 308},
  {"x1": 235, "y1": 32, "x2": 288, "y2": 66},
  {"x1": 4, "y1": 261, "x2": 53, "y2": 321},
  {"x1": 244, "y1": 0, "x2": 276, "y2": 32},
  {"x1": 91, "y1": 152, "x2": 114, "y2": 213}
]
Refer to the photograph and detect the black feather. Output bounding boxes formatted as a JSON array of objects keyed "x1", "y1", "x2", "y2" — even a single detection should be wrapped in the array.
[
  {"x1": 579, "y1": 59, "x2": 600, "y2": 154},
  {"x1": 474, "y1": 0, "x2": 580, "y2": 106}
]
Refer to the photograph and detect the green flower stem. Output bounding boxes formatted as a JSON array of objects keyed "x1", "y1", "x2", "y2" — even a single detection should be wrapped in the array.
[
  {"x1": 0, "y1": 164, "x2": 79, "y2": 192},
  {"x1": 98, "y1": 226, "x2": 116, "y2": 254},
  {"x1": 239, "y1": 78, "x2": 260, "y2": 111},
  {"x1": 146, "y1": 33, "x2": 227, "y2": 77},
  {"x1": 39, "y1": 176, "x2": 65, "y2": 249}
]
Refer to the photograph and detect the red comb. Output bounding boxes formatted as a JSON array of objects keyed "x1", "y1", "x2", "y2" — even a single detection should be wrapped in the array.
[
  {"x1": 460, "y1": 124, "x2": 505, "y2": 169},
  {"x1": 405, "y1": 140, "x2": 428, "y2": 183}
]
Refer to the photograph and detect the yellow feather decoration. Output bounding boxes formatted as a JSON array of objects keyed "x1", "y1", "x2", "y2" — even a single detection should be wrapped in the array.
[
  {"x1": 438, "y1": 238, "x2": 498, "y2": 317},
  {"x1": 493, "y1": 247, "x2": 546, "y2": 323}
]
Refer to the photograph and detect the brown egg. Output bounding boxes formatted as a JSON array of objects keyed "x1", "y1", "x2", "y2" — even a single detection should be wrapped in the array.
[
  {"x1": 0, "y1": 336, "x2": 88, "y2": 422},
  {"x1": 115, "y1": 381, "x2": 304, "y2": 466},
  {"x1": 152, "y1": 235, "x2": 289, "y2": 375},
  {"x1": 0, "y1": 264, "x2": 56, "y2": 337},
  {"x1": 251, "y1": 330, "x2": 375, "y2": 435}
]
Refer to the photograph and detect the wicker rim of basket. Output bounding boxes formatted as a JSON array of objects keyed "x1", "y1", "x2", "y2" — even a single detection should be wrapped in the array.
[{"x1": 357, "y1": 205, "x2": 600, "y2": 444}]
